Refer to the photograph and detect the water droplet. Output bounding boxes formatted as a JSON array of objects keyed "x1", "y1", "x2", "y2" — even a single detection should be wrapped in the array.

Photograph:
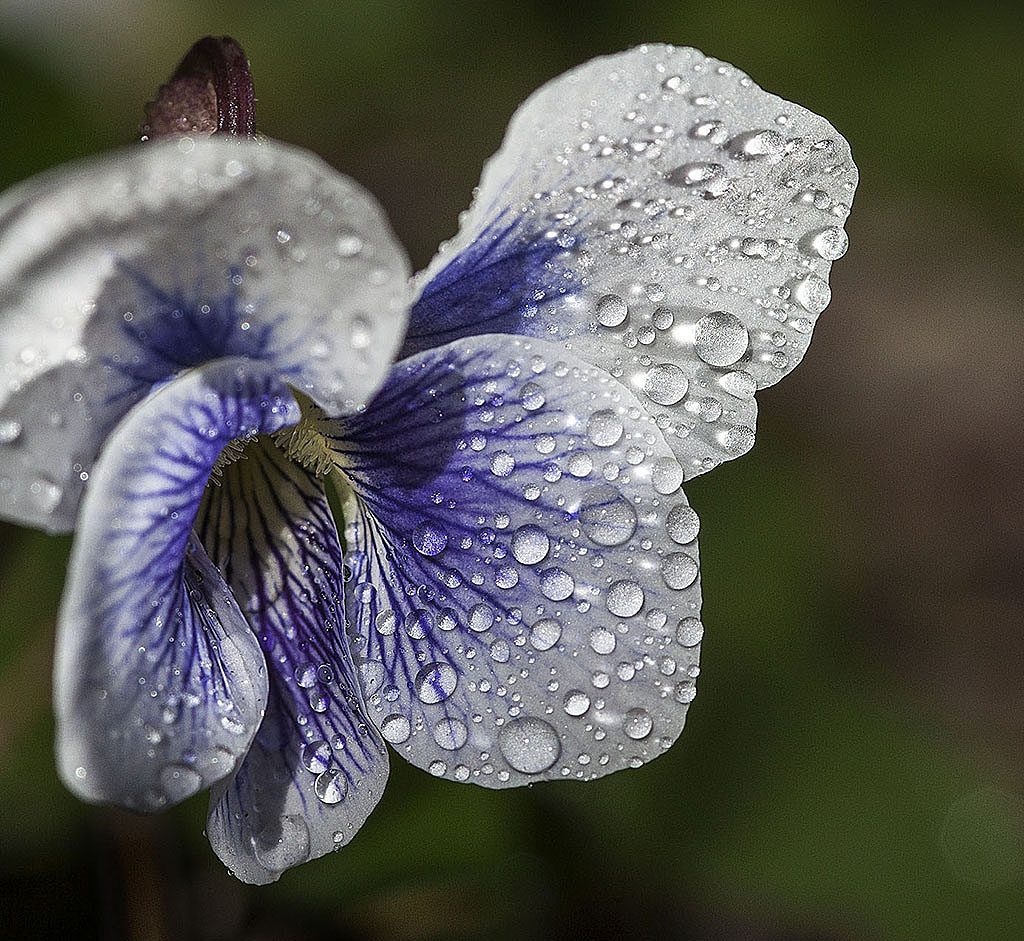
[
  {"x1": 498, "y1": 717, "x2": 561, "y2": 773},
  {"x1": 314, "y1": 768, "x2": 347, "y2": 804},
  {"x1": 490, "y1": 451, "x2": 516, "y2": 477},
  {"x1": 793, "y1": 274, "x2": 831, "y2": 314},
  {"x1": 415, "y1": 662, "x2": 458, "y2": 703},
  {"x1": 511, "y1": 524, "x2": 550, "y2": 565},
  {"x1": 30, "y1": 477, "x2": 62, "y2": 513},
  {"x1": 727, "y1": 129, "x2": 784, "y2": 160},
  {"x1": 540, "y1": 567, "x2": 575, "y2": 601},
  {"x1": 579, "y1": 484, "x2": 637, "y2": 547},
  {"x1": 606, "y1": 579, "x2": 644, "y2": 618},
  {"x1": 807, "y1": 226, "x2": 848, "y2": 260},
  {"x1": 300, "y1": 740, "x2": 332, "y2": 774},
  {"x1": 666, "y1": 505, "x2": 700, "y2": 544},
  {"x1": 676, "y1": 617, "x2": 704, "y2": 647},
  {"x1": 623, "y1": 707, "x2": 653, "y2": 740},
  {"x1": 563, "y1": 690, "x2": 591, "y2": 717},
  {"x1": 596, "y1": 293, "x2": 628, "y2": 327},
  {"x1": 520, "y1": 382, "x2": 546, "y2": 410},
  {"x1": 412, "y1": 521, "x2": 448, "y2": 556},
  {"x1": 644, "y1": 363, "x2": 688, "y2": 406},
  {"x1": 530, "y1": 618, "x2": 562, "y2": 651},
  {"x1": 0, "y1": 419, "x2": 22, "y2": 444},
  {"x1": 433, "y1": 717, "x2": 469, "y2": 750},
  {"x1": 295, "y1": 665, "x2": 317, "y2": 688},
  {"x1": 381, "y1": 714, "x2": 411, "y2": 744},
  {"x1": 587, "y1": 409, "x2": 624, "y2": 447},
  {"x1": 468, "y1": 603, "x2": 495, "y2": 632},
  {"x1": 694, "y1": 311, "x2": 748, "y2": 367},
  {"x1": 666, "y1": 162, "x2": 731, "y2": 199},
  {"x1": 662, "y1": 553, "x2": 699, "y2": 590},
  {"x1": 651, "y1": 458, "x2": 684, "y2": 495}
]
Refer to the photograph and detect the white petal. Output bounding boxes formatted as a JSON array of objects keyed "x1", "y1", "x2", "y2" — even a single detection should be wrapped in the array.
[
  {"x1": 0, "y1": 136, "x2": 411, "y2": 531},
  {"x1": 408, "y1": 44, "x2": 857, "y2": 478}
]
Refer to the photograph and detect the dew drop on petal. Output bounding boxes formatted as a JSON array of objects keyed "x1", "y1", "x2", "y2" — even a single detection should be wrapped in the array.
[
  {"x1": 596, "y1": 293, "x2": 628, "y2": 327},
  {"x1": 380, "y1": 714, "x2": 412, "y2": 744},
  {"x1": 587, "y1": 409, "x2": 624, "y2": 447},
  {"x1": 694, "y1": 311, "x2": 749, "y2": 367},
  {"x1": 300, "y1": 739, "x2": 332, "y2": 774},
  {"x1": 563, "y1": 690, "x2": 591, "y2": 717},
  {"x1": 433, "y1": 717, "x2": 469, "y2": 750},
  {"x1": 666, "y1": 504, "x2": 700, "y2": 544},
  {"x1": 412, "y1": 521, "x2": 448, "y2": 556},
  {"x1": 623, "y1": 708, "x2": 653, "y2": 740},
  {"x1": 540, "y1": 567, "x2": 575, "y2": 601},
  {"x1": 676, "y1": 617, "x2": 704, "y2": 647},
  {"x1": 579, "y1": 483, "x2": 637, "y2": 547},
  {"x1": 529, "y1": 618, "x2": 562, "y2": 651},
  {"x1": 643, "y1": 363, "x2": 688, "y2": 406},
  {"x1": 511, "y1": 524, "x2": 550, "y2": 565},
  {"x1": 415, "y1": 662, "x2": 458, "y2": 703},
  {"x1": 662, "y1": 552, "x2": 699, "y2": 590},
  {"x1": 498, "y1": 716, "x2": 561, "y2": 773},
  {"x1": 606, "y1": 579, "x2": 645, "y2": 618},
  {"x1": 314, "y1": 769, "x2": 347, "y2": 804},
  {"x1": 253, "y1": 815, "x2": 311, "y2": 872}
]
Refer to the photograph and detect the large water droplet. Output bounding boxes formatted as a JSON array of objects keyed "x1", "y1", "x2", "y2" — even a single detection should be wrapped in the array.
[
  {"x1": 666, "y1": 162, "x2": 731, "y2": 198},
  {"x1": 596, "y1": 294, "x2": 628, "y2": 327},
  {"x1": 498, "y1": 717, "x2": 561, "y2": 773},
  {"x1": 529, "y1": 618, "x2": 562, "y2": 651},
  {"x1": 0, "y1": 419, "x2": 22, "y2": 444},
  {"x1": 511, "y1": 524, "x2": 550, "y2": 565},
  {"x1": 676, "y1": 617, "x2": 704, "y2": 647},
  {"x1": 643, "y1": 363, "x2": 688, "y2": 406},
  {"x1": 415, "y1": 662, "x2": 458, "y2": 703},
  {"x1": 300, "y1": 739, "x2": 332, "y2": 774},
  {"x1": 694, "y1": 312, "x2": 748, "y2": 367},
  {"x1": 606, "y1": 579, "x2": 644, "y2": 618},
  {"x1": 793, "y1": 274, "x2": 831, "y2": 314},
  {"x1": 314, "y1": 768, "x2": 347, "y2": 804},
  {"x1": 579, "y1": 484, "x2": 637, "y2": 547},
  {"x1": 433, "y1": 717, "x2": 469, "y2": 750},
  {"x1": 563, "y1": 690, "x2": 591, "y2": 717},
  {"x1": 540, "y1": 567, "x2": 575, "y2": 601},
  {"x1": 807, "y1": 226, "x2": 848, "y2": 260},
  {"x1": 380, "y1": 714, "x2": 411, "y2": 744},
  {"x1": 662, "y1": 552, "x2": 699, "y2": 590},
  {"x1": 587, "y1": 409, "x2": 624, "y2": 447},
  {"x1": 666, "y1": 505, "x2": 700, "y2": 544},
  {"x1": 623, "y1": 707, "x2": 653, "y2": 740},
  {"x1": 412, "y1": 521, "x2": 448, "y2": 556}
]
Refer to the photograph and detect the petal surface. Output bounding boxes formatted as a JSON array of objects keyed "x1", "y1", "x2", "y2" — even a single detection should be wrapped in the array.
[
  {"x1": 406, "y1": 44, "x2": 857, "y2": 478},
  {"x1": 328, "y1": 335, "x2": 702, "y2": 787},
  {"x1": 200, "y1": 438, "x2": 388, "y2": 884},
  {"x1": 0, "y1": 136, "x2": 411, "y2": 531},
  {"x1": 55, "y1": 357, "x2": 297, "y2": 811}
]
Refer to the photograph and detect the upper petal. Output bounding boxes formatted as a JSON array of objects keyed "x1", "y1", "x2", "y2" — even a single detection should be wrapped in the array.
[
  {"x1": 55, "y1": 357, "x2": 297, "y2": 811},
  {"x1": 327, "y1": 334, "x2": 702, "y2": 786},
  {"x1": 405, "y1": 44, "x2": 856, "y2": 477},
  {"x1": 199, "y1": 438, "x2": 388, "y2": 884},
  {"x1": 0, "y1": 136, "x2": 411, "y2": 531}
]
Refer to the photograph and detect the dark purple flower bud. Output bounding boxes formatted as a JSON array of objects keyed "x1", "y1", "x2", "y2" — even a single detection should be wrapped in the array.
[{"x1": 141, "y1": 36, "x2": 255, "y2": 141}]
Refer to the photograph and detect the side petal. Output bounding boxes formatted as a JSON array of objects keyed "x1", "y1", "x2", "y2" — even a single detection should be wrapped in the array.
[
  {"x1": 200, "y1": 438, "x2": 388, "y2": 884},
  {"x1": 405, "y1": 44, "x2": 857, "y2": 477},
  {"x1": 328, "y1": 335, "x2": 702, "y2": 787},
  {"x1": 55, "y1": 357, "x2": 298, "y2": 811},
  {"x1": 0, "y1": 136, "x2": 411, "y2": 531}
]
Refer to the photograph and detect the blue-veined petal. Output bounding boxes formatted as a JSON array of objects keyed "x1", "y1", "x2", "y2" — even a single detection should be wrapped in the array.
[
  {"x1": 199, "y1": 438, "x2": 388, "y2": 884},
  {"x1": 405, "y1": 44, "x2": 857, "y2": 478},
  {"x1": 327, "y1": 334, "x2": 702, "y2": 786},
  {"x1": 0, "y1": 136, "x2": 411, "y2": 531},
  {"x1": 55, "y1": 357, "x2": 298, "y2": 811}
]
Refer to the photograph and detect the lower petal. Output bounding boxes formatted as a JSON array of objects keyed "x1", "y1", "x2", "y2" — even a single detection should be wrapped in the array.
[
  {"x1": 199, "y1": 438, "x2": 388, "y2": 884},
  {"x1": 328, "y1": 335, "x2": 703, "y2": 787},
  {"x1": 55, "y1": 358, "x2": 297, "y2": 811}
]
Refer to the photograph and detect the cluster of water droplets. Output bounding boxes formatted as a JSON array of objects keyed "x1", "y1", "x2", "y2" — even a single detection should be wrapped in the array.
[
  {"x1": 434, "y1": 44, "x2": 855, "y2": 482},
  {"x1": 341, "y1": 337, "x2": 702, "y2": 785}
]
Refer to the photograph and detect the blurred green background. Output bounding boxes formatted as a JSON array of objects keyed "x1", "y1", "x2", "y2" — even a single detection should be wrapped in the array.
[{"x1": 1, "y1": 2, "x2": 1022, "y2": 939}]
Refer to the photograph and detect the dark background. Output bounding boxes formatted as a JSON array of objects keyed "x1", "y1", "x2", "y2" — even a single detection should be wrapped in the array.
[{"x1": 1, "y1": 2, "x2": 1022, "y2": 939}]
